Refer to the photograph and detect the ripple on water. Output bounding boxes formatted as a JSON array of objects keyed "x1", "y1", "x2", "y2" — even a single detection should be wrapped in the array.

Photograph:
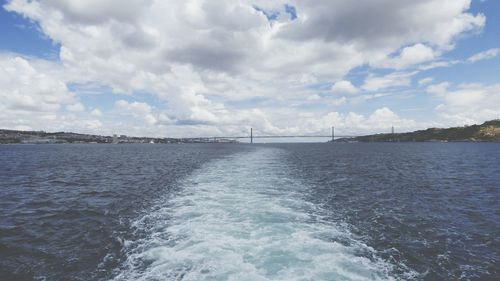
[{"x1": 112, "y1": 148, "x2": 409, "y2": 281}]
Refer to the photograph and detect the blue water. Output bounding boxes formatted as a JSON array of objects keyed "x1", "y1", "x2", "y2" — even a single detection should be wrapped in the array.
[{"x1": 0, "y1": 143, "x2": 499, "y2": 280}]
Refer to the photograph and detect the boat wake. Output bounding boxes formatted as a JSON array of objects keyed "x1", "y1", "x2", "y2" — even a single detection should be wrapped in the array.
[{"x1": 111, "y1": 148, "x2": 399, "y2": 281}]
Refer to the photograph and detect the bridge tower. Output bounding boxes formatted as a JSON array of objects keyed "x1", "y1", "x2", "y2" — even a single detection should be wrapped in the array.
[
  {"x1": 331, "y1": 126, "x2": 335, "y2": 142},
  {"x1": 250, "y1": 128, "x2": 253, "y2": 144}
]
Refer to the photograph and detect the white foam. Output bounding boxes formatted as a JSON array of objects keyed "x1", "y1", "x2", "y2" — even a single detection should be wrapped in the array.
[{"x1": 112, "y1": 148, "x2": 397, "y2": 281}]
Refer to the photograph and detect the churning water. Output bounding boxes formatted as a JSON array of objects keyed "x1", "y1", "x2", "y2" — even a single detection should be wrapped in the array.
[
  {"x1": 1, "y1": 143, "x2": 499, "y2": 281},
  {"x1": 112, "y1": 148, "x2": 398, "y2": 281}
]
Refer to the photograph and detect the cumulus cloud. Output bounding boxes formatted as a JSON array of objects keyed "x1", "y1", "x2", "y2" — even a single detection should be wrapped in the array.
[
  {"x1": 331, "y1": 80, "x2": 358, "y2": 94},
  {"x1": 307, "y1": 94, "x2": 321, "y2": 101},
  {"x1": 278, "y1": 1, "x2": 483, "y2": 49},
  {"x1": 426, "y1": 82, "x2": 451, "y2": 96},
  {"x1": 115, "y1": 100, "x2": 157, "y2": 125},
  {"x1": 66, "y1": 102, "x2": 85, "y2": 112},
  {"x1": 432, "y1": 83, "x2": 500, "y2": 125},
  {"x1": 329, "y1": 96, "x2": 347, "y2": 106},
  {"x1": 297, "y1": 107, "x2": 417, "y2": 135},
  {"x1": 0, "y1": 56, "x2": 76, "y2": 112},
  {"x1": 1, "y1": 0, "x2": 489, "y2": 135},
  {"x1": 374, "y1": 44, "x2": 437, "y2": 69},
  {"x1": 90, "y1": 108, "x2": 103, "y2": 117},
  {"x1": 0, "y1": 55, "x2": 105, "y2": 132},
  {"x1": 0, "y1": 55, "x2": 77, "y2": 128},
  {"x1": 5, "y1": 0, "x2": 484, "y2": 79}
]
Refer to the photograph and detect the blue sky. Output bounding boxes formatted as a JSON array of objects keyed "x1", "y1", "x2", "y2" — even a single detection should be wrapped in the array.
[
  {"x1": 0, "y1": 2, "x2": 58, "y2": 58},
  {"x1": 0, "y1": 0, "x2": 499, "y2": 138}
]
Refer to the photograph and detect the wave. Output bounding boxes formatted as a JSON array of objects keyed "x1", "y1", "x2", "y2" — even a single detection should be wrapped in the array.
[{"x1": 111, "y1": 148, "x2": 402, "y2": 281}]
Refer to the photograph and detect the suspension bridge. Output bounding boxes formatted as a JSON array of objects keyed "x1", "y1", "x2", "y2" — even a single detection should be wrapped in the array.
[{"x1": 184, "y1": 127, "x2": 360, "y2": 143}]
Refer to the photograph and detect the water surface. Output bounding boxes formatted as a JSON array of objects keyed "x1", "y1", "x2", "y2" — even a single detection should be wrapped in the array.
[{"x1": 0, "y1": 143, "x2": 499, "y2": 280}]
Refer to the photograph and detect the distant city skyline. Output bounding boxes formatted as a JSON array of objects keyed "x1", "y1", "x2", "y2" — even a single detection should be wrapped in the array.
[{"x1": 1, "y1": 0, "x2": 499, "y2": 138}]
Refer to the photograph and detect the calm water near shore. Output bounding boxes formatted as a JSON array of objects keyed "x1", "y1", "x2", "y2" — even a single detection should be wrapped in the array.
[{"x1": 0, "y1": 143, "x2": 499, "y2": 280}]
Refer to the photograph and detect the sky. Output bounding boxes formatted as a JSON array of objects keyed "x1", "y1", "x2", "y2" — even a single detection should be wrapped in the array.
[{"x1": 0, "y1": 0, "x2": 499, "y2": 139}]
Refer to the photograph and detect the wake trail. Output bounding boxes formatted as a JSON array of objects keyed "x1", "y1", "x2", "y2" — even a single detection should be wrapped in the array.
[{"x1": 111, "y1": 148, "x2": 398, "y2": 281}]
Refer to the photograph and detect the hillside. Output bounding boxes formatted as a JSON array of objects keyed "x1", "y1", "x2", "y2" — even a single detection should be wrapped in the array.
[
  {"x1": 341, "y1": 120, "x2": 500, "y2": 142},
  {"x1": 0, "y1": 129, "x2": 236, "y2": 144}
]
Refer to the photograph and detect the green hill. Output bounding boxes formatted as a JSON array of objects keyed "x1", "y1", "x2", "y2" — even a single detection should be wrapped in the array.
[{"x1": 344, "y1": 120, "x2": 500, "y2": 142}]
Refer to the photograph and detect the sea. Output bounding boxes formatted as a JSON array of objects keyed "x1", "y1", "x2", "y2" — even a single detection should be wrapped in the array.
[{"x1": 0, "y1": 143, "x2": 499, "y2": 281}]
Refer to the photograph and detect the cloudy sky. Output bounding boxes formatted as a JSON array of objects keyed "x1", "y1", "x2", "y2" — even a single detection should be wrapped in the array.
[{"x1": 1, "y1": 0, "x2": 499, "y2": 138}]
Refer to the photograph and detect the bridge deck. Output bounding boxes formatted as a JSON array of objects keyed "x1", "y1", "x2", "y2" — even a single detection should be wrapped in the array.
[{"x1": 182, "y1": 135, "x2": 357, "y2": 139}]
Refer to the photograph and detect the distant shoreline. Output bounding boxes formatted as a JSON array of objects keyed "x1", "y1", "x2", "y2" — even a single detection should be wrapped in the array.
[
  {"x1": 2, "y1": 119, "x2": 499, "y2": 144},
  {"x1": 0, "y1": 129, "x2": 238, "y2": 144},
  {"x1": 335, "y1": 119, "x2": 500, "y2": 143}
]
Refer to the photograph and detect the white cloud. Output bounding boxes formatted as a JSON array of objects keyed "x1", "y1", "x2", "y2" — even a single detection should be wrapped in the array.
[
  {"x1": 426, "y1": 82, "x2": 450, "y2": 96},
  {"x1": 0, "y1": 55, "x2": 78, "y2": 129},
  {"x1": 0, "y1": 56, "x2": 76, "y2": 113},
  {"x1": 329, "y1": 96, "x2": 347, "y2": 106},
  {"x1": 6, "y1": 0, "x2": 483, "y2": 83},
  {"x1": 467, "y1": 48, "x2": 499, "y2": 63},
  {"x1": 307, "y1": 94, "x2": 321, "y2": 101},
  {"x1": 0, "y1": 55, "x2": 106, "y2": 133},
  {"x1": 82, "y1": 119, "x2": 103, "y2": 130},
  {"x1": 1, "y1": 0, "x2": 488, "y2": 136},
  {"x1": 362, "y1": 72, "x2": 415, "y2": 91},
  {"x1": 66, "y1": 102, "x2": 85, "y2": 112},
  {"x1": 418, "y1": 77, "x2": 434, "y2": 86},
  {"x1": 442, "y1": 84, "x2": 486, "y2": 107},
  {"x1": 90, "y1": 108, "x2": 103, "y2": 117},
  {"x1": 432, "y1": 83, "x2": 500, "y2": 125},
  {"x1": 374, "y1": 44, "x2": 436, "y2": 69},
  {"x1": 13, "y1": 125, "x2": 32, "y2": 131},
  {"x1": 331, "y1": 80, "x2": 358, "y2": 94},
  {"x1": 115, "y1": 100, "x2": 157, "y2": 125},
  {"x1": 350, "y1": 93, "x2": 390, "y2": 105},
  {"x1": 278, "y1": 0, "x2": 484, "y2": 51},
  {"x1": 298, "y1": 107, "x2": 418, "y2": 135},
  {"x1": 367, "y1": 107, "x2": 400, "y2": 125},
  {"x1": 418, "y1": 60, "x2": 460, "y2": 71}
]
